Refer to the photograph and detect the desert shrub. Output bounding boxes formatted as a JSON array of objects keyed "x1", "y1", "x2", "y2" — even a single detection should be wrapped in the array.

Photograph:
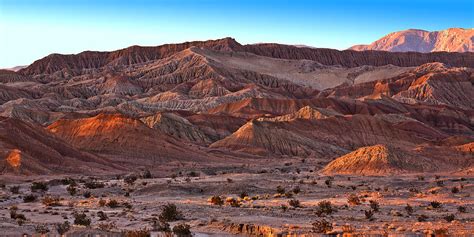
[
  {"x1": 226, "y1": 178, "x2": 233, "y2": 183},
  {"x1": 60, "y1": 178, "x2": 76, "y2": 186},
  {"x1": 124, "y1": 228, "x2": 150, "y2": 237},
  {"x1": 35, "y1": 224, "x2": 49, "y2": 234},
  {"x1": 23, "y1": 194, "x2": 37, "y2": 203},
  {"x1": 42, "y1": 195, "x2": 61, "y2": 206},
  {"x1": 417, "y1": 214, "x2": 428, "y2": 222},
  {"x1": 84, "y1": 180, "x2": 105, "y2": 189},
  {"x1": 66, "y1": 185, "x2": 77, "y2": 196},
  {"x1": 434, "y1": 228, "x2": 448, "y2": 236},
  {"x1": 430, "y1": 201, "x2": 442, "y2": 209},
  {"x1": 292, "y1": 186, "x2": 301, "y2": 194},
  {"x1": 288, "y1": 199, "x2": 302, "y2": 208},
  {"x1": 369, "y1": 200, "x2": 380, "y2": 212},
  {"x1": 187, "y1": 171, "x2": 199, "y2": 177},
  {"x1": 364, "y1": 210, "x2": 374, "y2": 220},
  {"x1": 226, "y1": 197, "x2": 241, "y2": 207},
  {"x1": 417, "y1": 176, "x2": 425, "y2": 181},
  {"x1": 106, "y1": 199, "x2": 120, "y2": 208},
  {"x1": 324, "y1": 179, "x2": 332, "y2": 187},
  {"x1": 436, "y1": 180, "x2": 444, "y2": 187},
  {"x1": 10, "y1": 186, "x2": 20, "y2": 194},
  {"x1": 153, "y1": 220, "x2": 171, "y2": 232},
  {"x1": 73, "y1": 212, "x2": 91, "y2": 226},
  {"x1": 281, "y1": 204, "x2": 288, "y2": 212},
  {"x1": 315, "y1": 200, "x2": 334, "y2": 216},
  {"x1": 458, "y1": 206, "x2": 467, "y2": 213},
  {"x1": 31, "y1": 182, "x2": 48, "y2": 192},
  {"x1": 405, "y1": 204, "x2": 414, "y2": 215},
  {"x1": 159, "y1": 203, "x2": 183, "y2": 222},
  {"x1": 142, "y1": 170, "x2": 152, "y2": 179},
  {"x1": 451, "y1": 187, "x2": 460, "y2": 193},
  {"x1": 312, "y1": 219, "x2": 333, "y2": 233},
  {"x1": 172, "y1": 223, "x2": 191, "y2": 237},
  {"x1": 98, "y1": 199, "x2": 107, "y2": 207},
  {"x1": 239, "y1": 191, "x2": 249, "y2": 199},
  {"x1": 124, "y1": 175, "x2": 138, "y2": 185},
  {"x1": 276, "y1": 186, "x2": 285, "y2": 194},
  {"x1": 123, "y1": 202, "x2": 132, "y2": 209},
  {"x1": 83, "y1": 191, "x2": 92, "y2": 198},
  {"x1": 347, "y1": 194, "x2": 361, "y2": 205},
  {"x1": 284, "y1": 192, "x2": 293, "y2": 198},
  {"x1": 10, "y1": 209, "x2": 26, "y2": 221},
  {"x1": 97, "y1": 211, "x2": 108, "y2": 221},
  {"x1": 209, "y1": 196, "x2": 224, "y2": 206},
  {"x1": 56, "y1": 221, "x2": 70, "y2": 235},
  {"x1": 444, "y1": 214, "x2": 455, "y2": 222},
  {"x1": 98, "y1": 222, "x2": 117, "y2": 231}
]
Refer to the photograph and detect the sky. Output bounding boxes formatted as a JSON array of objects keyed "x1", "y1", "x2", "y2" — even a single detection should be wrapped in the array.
[{"x1": 0, "y1": 0, "x2": 473, "y2": 68}]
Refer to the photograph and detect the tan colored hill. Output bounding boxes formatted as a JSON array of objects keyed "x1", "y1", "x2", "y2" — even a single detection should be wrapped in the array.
[
  {"x1": 0, "y1": 117, "x2": 117, "y2": 175},
  {"x1": 350, "y1": 28, "x2": 474, "y2": 52},
  {"x1": 322, "y1": 145, "x2": 438, "y2": 175}
]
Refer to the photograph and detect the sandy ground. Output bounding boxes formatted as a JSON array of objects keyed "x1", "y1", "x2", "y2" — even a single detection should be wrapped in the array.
[{"x1": 0, "y1": 159, "x2": 473, "y2": 236}]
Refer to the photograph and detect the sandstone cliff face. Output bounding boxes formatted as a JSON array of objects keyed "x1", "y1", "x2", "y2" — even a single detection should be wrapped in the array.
[{"x1": 350, "y1": 28, "x2": 474, "y2": 53}]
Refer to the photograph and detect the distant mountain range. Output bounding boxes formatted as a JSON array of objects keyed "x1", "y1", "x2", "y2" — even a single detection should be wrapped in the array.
[{"x1": 350, "y1": 28, "x2": 473, "y2": 53}]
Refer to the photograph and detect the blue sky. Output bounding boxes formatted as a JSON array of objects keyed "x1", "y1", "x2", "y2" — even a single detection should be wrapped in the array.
[{"x1": 0, "y1": 0, "x2": 473, "y2": 68}]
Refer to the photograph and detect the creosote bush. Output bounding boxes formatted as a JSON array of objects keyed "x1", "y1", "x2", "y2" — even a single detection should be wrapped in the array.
[
  {"x1": 159, "y1": 203, "x2": 183, "y2": 222},
  {"x1": 364, "y1": 209, "x2": 374, "y2": 220},
  {"x1": 42, "y1": 195, "x2": 61, "y2": 206},
  {"x1": 405, "y1": 204, "x2": 414, "y2": 216},
  {"x1": 312, "y1": 219, "x2": 333, "y2": 233},
  {"x1": 67, "y1": 185, "x2": 77, "y2": 196},
  {"x1": 209, "y1": 196, "x2": 224, "y2": 206},
  {"x1": 73, "y1": 212, "x2": 91, "y2": 226},
  {"x1": 124, "y1": 175, "x2": 138, "y2": 185},
  {"x1": 97, "y1": 211, "x2": 108, "y2": 221},
  {"x1": 84, "y1": 180, "x2": 105, "y2": 189},
  {"x1": 172, "y1": 223, "x2": 191, "y2": 237},
  {"x1": 430, "y1": 201, "x2": 442, "y2": 209},
  {"x1": 315, "y1": 200, "x2": 334, "y2": 217},
  {"x1": 56, "y1": 221, "x2": 70, "y2": 235},
  {"x1": 276, "y1": 186, "x2": 285, "y2": 194},
  {"x1": 347, "y1": 194, "x2": 361, "y2": 205},
  {"x1": 23, "y1": 194, "x2": 37, "y2": 203},
  {"x1": 10, "y1": 186, "x2": 20, "y2": 194},
  {"x1": 369, "y1": 200, "x2": 379, "y2": 212},
  {"x1": 31, "y1": 182, "x2": 48, "y2": 192},
  {"x1": 444, "y1": 214, "x2": 455, "y2": 222},
  {"x1": 288, "y1": 199, "x2": 302, "y2": 208}
]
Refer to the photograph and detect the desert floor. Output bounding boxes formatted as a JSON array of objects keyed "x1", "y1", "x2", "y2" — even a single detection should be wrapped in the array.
[{"x1": 0, "y1": 159, "x2": 473, "y2": 236}]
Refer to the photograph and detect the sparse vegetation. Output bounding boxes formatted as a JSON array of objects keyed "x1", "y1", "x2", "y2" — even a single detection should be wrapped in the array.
[
  {"x1": 209, "y1": 195, "x2": 224, "y2": 206},
  {"x1": 312, "y1": 219, "x2": 333, "y2": 233},
  {"x1": 276, "y1": 185, "x2": 285, "y2": 194},
  {"x1": 417, "y1": 214, "x2": 428, "y2": 222},
  {"x1": 315, "y1": 200, "x2": 334, "y2": 216},
  {"x1": 66, "y1": 185, "x2": 77, "y2": 196},
  {"x1": 458, "y1": 206, "x2": 467, "y2": 213},
  {"x1": 124, "y1": 228, "x2": 150, "y2": 237},
  {"x1": 73, "y1": 212, "x2": 91, "y2": 226},
  {"x1": 84, "y1": 180, "x2": 105, "y2": 189},
  {"x1": 364, "y1": 209, "x2": 374, "y2": 220},
  {"x1": 42, "y1": 195, "x2": 61, "y2": 206},
  {"x1": 292, "y1": 186, "x2": 301, "y2": 194},
  {"x1": 369, "y1": 200, "x2": 379, "y2": 212},
  {"x1": 56, "y1": 221, "x2": 70, "y2": 235},
  {"x1": 172, "y1": 223, "x2": 192, "y2": 236},
  {"x1": 451, "y1": 186, "x2": 460, "y2": 193},
  {"x1": 124, "y1": 175, "x2": 138, "y2": 185},
  {"x1": 444, "y1": 214, "x2": 455, "y2": 222},
  {"x1": 159, "y1": 203, "x2": 183, "y2": 222},
  {"x1": 288, "y1": 199, "x2": 302, "y2": 208},
  {"x1": 106, "y1": 199, "x2": 120, "y2": 208},
  {"x1": 347, "y1": 194, "x2": 361, "y2": 205},
  {"x1": 23, "y1": 194, "x2": 37, "y2": 203},
  {"x1": 405, "y1": 204, "x2": 414, "y2": 215},
  {"x1": 83, "y1": 191, "x2": 92, "y2": 198},
  {"x1": 430, "y1": 201, "x2": 442, "y2": 209},
  {"x1": 31, "y1": 182, "x2": 48, "y2": 192},
  {"x1": 97, "y1": 211, "x2": 108, "y2": 221},
  {"x1": 10, "y1": 186, "x2": 20, "y2": 194},
  {"x1": 34, "y1": 224, "x2": 50, "y2": 234}
]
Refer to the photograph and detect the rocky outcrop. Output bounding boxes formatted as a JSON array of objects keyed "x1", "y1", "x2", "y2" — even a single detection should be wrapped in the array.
[{"x1": 350, "y1": 28, "x2": 474, "y2": 52}]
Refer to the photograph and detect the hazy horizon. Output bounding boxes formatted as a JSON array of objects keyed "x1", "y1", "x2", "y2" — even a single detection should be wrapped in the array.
[{"x1": 1, "y1": 0, "x2": 473, "y2": 68}]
